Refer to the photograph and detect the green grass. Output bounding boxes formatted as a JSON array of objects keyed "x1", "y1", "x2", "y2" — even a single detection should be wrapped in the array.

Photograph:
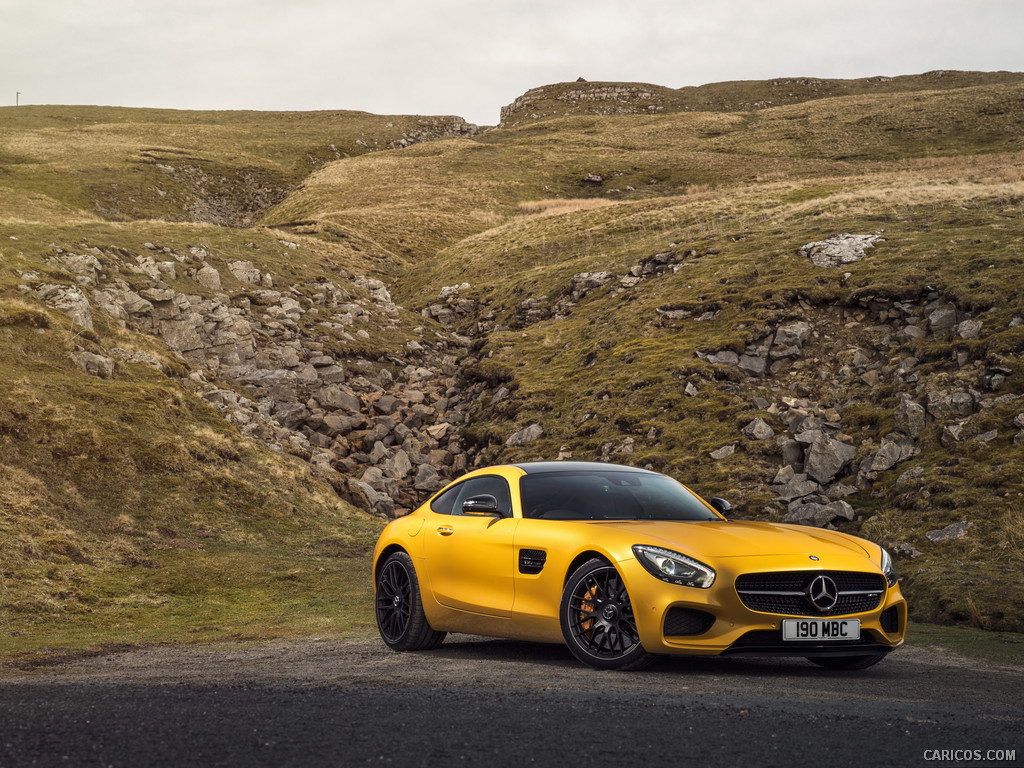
[
  {"x1": 908, "y1": 621, "x2": 1024, "y2": 668},
  {"x1": 0, "y1": 550, "x2": 377, "y2": 664}
]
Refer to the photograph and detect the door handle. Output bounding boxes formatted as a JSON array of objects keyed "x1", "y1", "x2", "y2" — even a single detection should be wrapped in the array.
[{"x1": 436, "y1": 526, "x2": 454, "y2": 536}]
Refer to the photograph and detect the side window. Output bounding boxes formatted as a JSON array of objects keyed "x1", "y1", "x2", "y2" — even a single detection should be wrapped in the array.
[
  {"x1": 429, "y1": 483, "x2": 462, "y2": 516},
  {"x1": 452, "y1": 475, "x2": 513, "y2": 517}
]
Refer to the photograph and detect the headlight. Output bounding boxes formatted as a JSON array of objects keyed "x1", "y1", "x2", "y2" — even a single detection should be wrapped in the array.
[
  {"x1": 632, "y1": 545, "x2": 716, "y2": 589},
  {"x1": 880, "y1": 547, "x2": 897, "y2": 588}
]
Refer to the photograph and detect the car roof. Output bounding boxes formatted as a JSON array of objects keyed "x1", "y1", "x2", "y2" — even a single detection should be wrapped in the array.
[{"x1": 511, "y1": 461, "x2": 659, "y2": 475}]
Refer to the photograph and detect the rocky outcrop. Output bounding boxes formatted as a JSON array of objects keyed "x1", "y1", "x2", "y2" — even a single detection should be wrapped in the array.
[
  {"x1": 18, "y1": 239, "x2": 480, "y2": 519},
  {"x1": 386, "y1": 118, "x2": 479, "y2": 149},
  {"x1": 500, "y1": 83, "x2": 667, "y2": 125},
  {"x1": 799, "y1": 233, "x2": 884, "y2": 268}
]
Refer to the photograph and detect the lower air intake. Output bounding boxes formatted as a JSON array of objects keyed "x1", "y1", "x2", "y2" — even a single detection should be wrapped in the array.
[{"x1": 664, "y1": 607, "x2": 716, "y2": 636}]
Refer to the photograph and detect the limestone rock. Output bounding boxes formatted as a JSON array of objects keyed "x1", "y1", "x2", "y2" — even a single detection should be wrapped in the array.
[
  {"x1": 738, "y1": 354, "x2": 767, "y2": 377},
  {"x1": 894, "y1": 399, "x2": 926, "y2": 438},
  {"x1": 413, "y1": 464, "x2": 446, "y2": 493},
  {"x1": 708, "y1": 350, "x2": 739, "y2": 366},
  {"x1": 773, "y1": 474, "x2": 820, "y2": 502},
  {"x1": 774, "y1": 321, "x2": 812, "y2": 349},
  {"x1": 570, "y1": 272, "x2": 612, "y2": 301},
  {"x1": 710, "y1": 444, "x2": 736, "y2": 460},
  {"x1": 799, "y1": 233, "x2": 883, "y2": 268},
  {"x1": 227, "y1": 260, "x2": 262, "y2": 284},
  {"x1": 956, "y1": 319, "x2": 983, "y2": 339},
  {"x1": 803, "y1": 434, "x2": 856, "y2": 484},
  {"x1": 940, "y1": 421, "x2": 967, "y2": 448},
  {"x1": 383, "y1": 450, "x2": 413, "y2": 480},
  {"x1": 742, "y1": 417, "x2": 775, "y2": 441},
  {"x1": 895, "y1": 466, "x2": 924, "y2": 486},
  {"x1": 347, "y1": 478, "x2": 394, "y2": 518},
  {"x1": 70, "y1": 351, "x2": 114, "y2": 378},
  {"x1": 781, "y1": 500, "x2": 855, "y2": 527},
  {"x1": 928, "y1": 305, "x2": 958, "y2": 333},
  {"x1": 893, "y1": 543, "x2": 923, "y2": 558},
  {"x1": 868, "y1": 437, "x2": 912, "y2": 473},
  {"x1": 194, "y1": 263, "x2": 222, "y2": 291},
  {"x1": 35, "y1": 284, "x2": 94, "y2": 330},
  {"x1": 506, "y1": 423, "x2": 543, "y2": 447},
  {"x1": 926, "y1": 390, "x2": 974, "y2": 421},
  {"x1": 925, "y1": 521, "x2": 971, "y2": 543}
]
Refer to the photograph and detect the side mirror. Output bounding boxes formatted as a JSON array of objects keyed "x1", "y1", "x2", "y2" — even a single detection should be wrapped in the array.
[
  {"x1": 709, "y1": 497, "x2": 733, "y2": 517},
  {"x1": 462, "y1": 494, "x2": 505, "y2": 517}
]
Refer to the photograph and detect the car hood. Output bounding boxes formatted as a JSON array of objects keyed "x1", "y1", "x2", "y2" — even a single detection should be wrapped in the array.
[{"x1": 595, "y1": 519, "x2": 873, "y2": 560}]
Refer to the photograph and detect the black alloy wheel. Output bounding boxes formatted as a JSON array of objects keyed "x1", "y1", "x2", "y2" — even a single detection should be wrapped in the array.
[
  {"x1": 560, "y1": 558, "x2": 649, "y2": 670},
  {"x1": 375, "y1": 551, "x2": 446, "y2": 651}
]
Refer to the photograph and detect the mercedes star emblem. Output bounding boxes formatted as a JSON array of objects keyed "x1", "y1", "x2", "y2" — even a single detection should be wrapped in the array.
[{"x1": 807, "y1": 575, "x2": 839, "y2": 612}]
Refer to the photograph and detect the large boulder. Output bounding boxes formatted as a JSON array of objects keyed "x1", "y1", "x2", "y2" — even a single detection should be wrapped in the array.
[
  {"x1": 782, "y1": 500, "x2": 855, "y2": 527},
  {"x1": 742, "y1": 417, "x2": 775, "y2": 441},
  {"x1": 35, "y1": 284, "x2": 94, "y2": 330},
  {"x1": 773, "y1": 321, "x2": 812, "y2": 349},
  {"x1": 803, "y1": 435, "x2": 857, "y2": 484},
  {"x1": 926, "y1": 390, "x2": 974, "y2": 421},
  {"x1": 799, "y1": 233, "x2": 883, "y2": 268},
  {"x1": 894, "y1": 399, "x2": 926, "y2": 438}
]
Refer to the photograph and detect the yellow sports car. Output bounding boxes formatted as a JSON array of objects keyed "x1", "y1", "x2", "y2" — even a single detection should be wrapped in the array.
[{"x1": 372, "y1": 462, "x2": 906, "y2": 670}]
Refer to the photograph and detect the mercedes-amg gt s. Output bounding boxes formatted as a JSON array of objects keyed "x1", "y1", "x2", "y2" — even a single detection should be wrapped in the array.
[{"x1": 372, "y1": 462, "x2": 906, "y2": 670}]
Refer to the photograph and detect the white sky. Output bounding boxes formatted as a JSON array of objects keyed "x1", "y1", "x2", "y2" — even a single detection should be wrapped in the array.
[{"x1": 3, "y1": 0, "x2": 1023, "y2": 125}]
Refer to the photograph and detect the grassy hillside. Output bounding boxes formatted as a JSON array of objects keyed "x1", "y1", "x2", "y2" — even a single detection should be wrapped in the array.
[
  {"x1": 2, "y1": 73, "x2": 1023, "y2": 659},
  {"x1": 0, "y1": 106, "x2": 474, "y2": 225}
]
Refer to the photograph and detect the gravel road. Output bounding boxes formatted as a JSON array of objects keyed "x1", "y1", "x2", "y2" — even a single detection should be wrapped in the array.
[{"x1": 1, "y1": 636, "x2": 1021, "y2": 767}]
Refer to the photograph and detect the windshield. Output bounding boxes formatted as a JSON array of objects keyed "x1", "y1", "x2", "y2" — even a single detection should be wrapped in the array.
[{"x1": 519, "y1": 471, "x2": 720, "y2": 521}]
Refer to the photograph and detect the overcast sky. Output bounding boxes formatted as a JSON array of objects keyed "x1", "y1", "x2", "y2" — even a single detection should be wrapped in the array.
[{"x1": 4, "y1": 0, "x2": 1023, "y2": 125}]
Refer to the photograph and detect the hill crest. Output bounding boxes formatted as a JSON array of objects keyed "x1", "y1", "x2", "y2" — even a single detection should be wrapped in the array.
[{"x1": 499, "y1": 70, "x2": 1024, "y2": 126}]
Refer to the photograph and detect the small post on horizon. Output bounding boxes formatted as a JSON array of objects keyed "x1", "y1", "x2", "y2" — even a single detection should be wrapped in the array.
[{"x1": 16, "y1": 92, "x2": 20, "y2": 106}]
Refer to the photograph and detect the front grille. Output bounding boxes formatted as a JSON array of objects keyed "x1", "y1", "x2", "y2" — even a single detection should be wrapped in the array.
[
  {"x1": 735, "y1": 571, "x2": 886, "y2": 617},
  {"x1": 880, "y1": 605, "x2": 900, "y2": 634},
  {"x1": 664, "y1": 607, "x2": 715, "y2": 636}
]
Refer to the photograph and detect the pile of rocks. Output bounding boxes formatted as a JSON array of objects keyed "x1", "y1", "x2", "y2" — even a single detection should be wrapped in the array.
[
  {"x1": 491, "y1": 248, "x2": 697, "y2": 330},
  {"x1": 22, "y1": 239, "x2": 478, "y2": 518},
  {"x1": 387, "y1": 118, "x2": 480, "y2": 150},
  {"x1": 697, "y1": 320, "x2": 813, "y2": 377}
]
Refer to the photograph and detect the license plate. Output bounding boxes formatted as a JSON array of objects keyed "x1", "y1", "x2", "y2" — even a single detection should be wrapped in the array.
[{"x1": 782, "y1": 618, "x2": 860, "y2": 641}]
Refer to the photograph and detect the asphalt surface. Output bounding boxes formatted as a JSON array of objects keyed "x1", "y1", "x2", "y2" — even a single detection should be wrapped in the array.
[{"x1": 1, "y1": 636, "x2": 1021, "y2": 768}]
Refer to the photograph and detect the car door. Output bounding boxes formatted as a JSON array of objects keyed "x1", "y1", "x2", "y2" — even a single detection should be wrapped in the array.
[{"x1": 422, "y1": 474, "x2": 517, "y2": 617}]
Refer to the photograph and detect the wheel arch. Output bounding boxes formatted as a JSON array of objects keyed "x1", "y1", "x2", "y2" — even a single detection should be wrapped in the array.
[
  {"x1": 563, "y1": 550, "x2": 612, "y2": 586},
  {"x1": 374, "y1": 543, "x2": 409, "y2": 586}
]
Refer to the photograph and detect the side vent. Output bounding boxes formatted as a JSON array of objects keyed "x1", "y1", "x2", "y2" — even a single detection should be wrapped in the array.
[{"x1": 519, "y1": 548, "x2": 547, "y2": 575}]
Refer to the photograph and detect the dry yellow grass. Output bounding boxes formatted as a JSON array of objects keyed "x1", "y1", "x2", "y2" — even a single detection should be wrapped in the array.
[{"x1": 518, "y1": 198, "x2": 618, "y2": 216}]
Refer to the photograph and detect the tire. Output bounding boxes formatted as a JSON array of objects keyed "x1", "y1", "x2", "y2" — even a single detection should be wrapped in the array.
[
  {"x1": 560, "y1": 558, "x2": 649, "y2": 670},
  {"x1": 807, "y1": 652, "x2": 889, "y2": 670},
  {"x1": 375, "y1": 551, "x2": 446, "y2": 651}
]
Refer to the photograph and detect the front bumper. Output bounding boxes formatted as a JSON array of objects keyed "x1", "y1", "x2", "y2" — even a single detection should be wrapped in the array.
[{"x1": 620, "y1": 557, "x2": 908, "y2": 657}]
